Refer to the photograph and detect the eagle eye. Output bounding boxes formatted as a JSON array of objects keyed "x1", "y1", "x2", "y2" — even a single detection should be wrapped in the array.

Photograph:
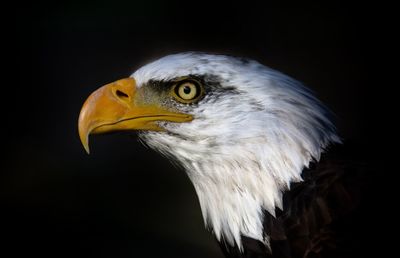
[{"x1": 172, "y1": 80, "x2": 203, "y2": 103}]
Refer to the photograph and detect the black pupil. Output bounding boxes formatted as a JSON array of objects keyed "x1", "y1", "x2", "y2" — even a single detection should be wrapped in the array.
[{"x1": 183, "y1": 85, "x2": 191, "y2": 94}]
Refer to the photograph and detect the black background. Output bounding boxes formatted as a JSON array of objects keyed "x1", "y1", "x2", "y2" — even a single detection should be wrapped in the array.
[{"x1": 3, "y1": 1, "x2": 393, "y2": 257}]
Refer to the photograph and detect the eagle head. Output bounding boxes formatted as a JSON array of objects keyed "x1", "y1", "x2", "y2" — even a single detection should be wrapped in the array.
[{"x1": 78, "y1": 52, "x2": 340, "y2": 248}]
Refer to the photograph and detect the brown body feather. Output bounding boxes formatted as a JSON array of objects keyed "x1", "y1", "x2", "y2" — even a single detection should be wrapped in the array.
[{"x1": 218, "y1": 143, "x2": 366, "y2": 258}]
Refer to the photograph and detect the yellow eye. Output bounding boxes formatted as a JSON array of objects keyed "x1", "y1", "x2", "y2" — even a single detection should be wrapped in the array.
[{"x1": 173, "y1": 81, "x2": 202, "y2": 103}]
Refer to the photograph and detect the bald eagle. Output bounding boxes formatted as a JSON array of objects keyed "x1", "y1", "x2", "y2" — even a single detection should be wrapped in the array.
[{"x1": 78, "y1": 53, "x2": 360, "y2": 258}]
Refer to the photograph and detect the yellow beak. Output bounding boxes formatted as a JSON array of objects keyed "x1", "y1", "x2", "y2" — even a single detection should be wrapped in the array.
[{"x1": 78, "y1": 78, "x2": 193, "y2": 154}]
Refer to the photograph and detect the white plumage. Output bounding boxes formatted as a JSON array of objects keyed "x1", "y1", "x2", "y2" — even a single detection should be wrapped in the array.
[{"x1": 132, "y1": 53, "x2": 341, "y2": 249}]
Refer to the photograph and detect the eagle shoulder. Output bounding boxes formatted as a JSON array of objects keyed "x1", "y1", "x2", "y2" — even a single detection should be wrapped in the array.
[{"x1": 219, "y1": 143, "x2": 366, "y2": 258}]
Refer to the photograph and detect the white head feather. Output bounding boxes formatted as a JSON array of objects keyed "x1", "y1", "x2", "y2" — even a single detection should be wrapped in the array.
[{"x1": 131, "y1": 52, "x2": 340, "y2": 249}]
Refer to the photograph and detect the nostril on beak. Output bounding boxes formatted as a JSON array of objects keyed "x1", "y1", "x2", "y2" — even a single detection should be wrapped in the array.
[
  {"x1": 115, "y1": 89, "x2": 129, "y2": 99},
  {"x1": 110, "y1": 78, "x2": 136, "y2": 104}
]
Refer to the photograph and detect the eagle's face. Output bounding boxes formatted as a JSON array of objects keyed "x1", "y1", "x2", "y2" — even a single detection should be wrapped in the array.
[{"x1": 79, "y1": 52, "x2": 340, "y2": 248}]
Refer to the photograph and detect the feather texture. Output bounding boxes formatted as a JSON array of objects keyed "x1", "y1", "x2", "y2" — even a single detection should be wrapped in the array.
[
  {"x1": 218, "y1": 143, "x2": 364, "y2": 258},
  {"x1": 133, "y1": 52, "x2": 341, "y2": 249}
]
